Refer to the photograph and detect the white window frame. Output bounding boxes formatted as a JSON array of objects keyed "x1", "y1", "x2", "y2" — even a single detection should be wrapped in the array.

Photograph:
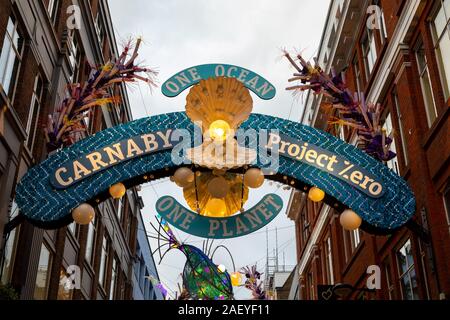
[{"x1": 415, "y1": 41, "x2": 439, "y2": 127}]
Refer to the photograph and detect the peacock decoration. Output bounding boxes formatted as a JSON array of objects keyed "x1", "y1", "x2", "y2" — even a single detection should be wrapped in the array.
[{"x1": 149, "y1": 215, "x2": 234, "y2": 300}]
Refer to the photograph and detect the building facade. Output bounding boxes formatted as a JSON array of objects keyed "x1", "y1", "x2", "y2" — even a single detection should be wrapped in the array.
[
  {"x1": 286, "y1": 0, "x2": 449, "y2": 300},
  {"x1": 0, "y1": 0, "x2": 161, "y2": 300}
]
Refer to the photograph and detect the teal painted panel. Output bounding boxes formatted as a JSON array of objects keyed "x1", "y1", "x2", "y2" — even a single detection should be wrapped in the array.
[
  {"x1": 161, "y1": 64, "x2": 276, "y2": 100},
  {"x1": 156, "y1": 194, "x2": 283, "y2": 239},
  {"x1": 14, "y1": 112, "x2": 415, "y2": 231}
]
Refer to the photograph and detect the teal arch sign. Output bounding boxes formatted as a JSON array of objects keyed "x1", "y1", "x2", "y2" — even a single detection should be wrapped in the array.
[
  {"x1": 156, "y1": 194, "x2": 283, "y2": 239},
  {"x1": 15, "y1": 112, "x2": 416, "y2": 232},
  {"x1": 161, "y1": 64, "x2": 276, "y2": 100}
]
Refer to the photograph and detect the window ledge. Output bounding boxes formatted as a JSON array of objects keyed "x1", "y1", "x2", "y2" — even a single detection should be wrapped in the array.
[
  {"x1": 421, "y1": 107, "x2": 450, "y2": 149},
  {"x1": 342, "y1": 239, "x2": 366, "y2": 277}
]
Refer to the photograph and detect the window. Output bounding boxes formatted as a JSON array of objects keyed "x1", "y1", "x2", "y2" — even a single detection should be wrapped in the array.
[
  {"x1": 353, "y1": 56, "x2": 362, "y2": 95},
  {"x1": 301, "y1": 210, "x2": 310, "y2": 243},
  {"x1": 384, "y1": 259, "x2": 395, "y2": 300},
  {"x1": 393, "y1": 92, "x2": 409, "y2": 166},
  {"x1": 383, "y1": 112, "x2": 399, "y2": 174},
  {"x1": 443, "y1": 182, "x2": 450, "y2": 228},
  {"x1": 109, "y1": 258, "x2": 117, "y2": 300},
  {"x1": 416, "y1": 42, "x2": 438, "y2": 127},
  {"x1": 431, "y1": 0, "x2": 450, "y2": 100},
  {"x1": 34, "y1": 244, "x2": 53, "y2": 300},
  {"x1": 350, "y1": 229, "x2": 361, "y2": 250},
  {"x1": 361, "y1": 29, "x2": 377, "y2": 77},
  {"x1": 57, "y1": 267, "x2": 73, "y2": 300},
  {"x1": 85, "y1": 215, "x2": 96, "y2": 264},
  {"x1": 95, "y1": 11, "x2": 105, "y2": 47},
  {"x1": 47, "y1": 0, "x2": 60, "y2": 24},
  {"x1": 396, "y1": 239, "x2": 419, "y2": 300},
  {"x1": 68, "y1": 31, "x2": 81, "y2": 83},
  {"x1": 325, "y1": 237, "x2": 334, "y2": 285},
  {"x1": 26, "y1": 74, "x2": 44, "y2": 152},
  {"x1": 116, "y1": 198, "x2": 123, "y2": 223},
  {"x1": 307, "y1": 272, "x2": 315, "y2": 300},
  {"x1": 0, "y1": 16, "x2": 24, "y2": 100},
  {"x1": 0, "y1": 199, "x2": 20, "y2": 284},
  {"x1": 98, "y1": 236, "x2": 109, "y2": 287}
]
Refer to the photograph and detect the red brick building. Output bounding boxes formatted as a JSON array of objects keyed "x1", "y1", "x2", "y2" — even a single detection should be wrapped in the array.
[
  {"x1": 286, "y1": 0, "x2": 449, "y2": 300},
  {"x1": 0, "y1": 0, "x2": 161, "y2": 300}
]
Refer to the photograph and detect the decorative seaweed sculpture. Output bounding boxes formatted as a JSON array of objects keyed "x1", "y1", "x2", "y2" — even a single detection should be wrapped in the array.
[
  {"x1": 283, "y1": 52, "x2": 395, "y2": 162},
  {"x1": 45, "y1": 38, "x2": 157, "y2": 153},
  {"x1": 240, "y1": 265, "x2": 267, "y2": 300},
  {"x1": 149, "y1": 216, "x2": 234, "y2": 300}
]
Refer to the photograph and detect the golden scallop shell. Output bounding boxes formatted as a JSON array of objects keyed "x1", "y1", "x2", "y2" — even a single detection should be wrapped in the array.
[
  {"x1": 183, "y1": 172, "x2": 249, "y2": 217},
  {"x1": 185, "y1": 76, "x2": 253, "y2": 131}
]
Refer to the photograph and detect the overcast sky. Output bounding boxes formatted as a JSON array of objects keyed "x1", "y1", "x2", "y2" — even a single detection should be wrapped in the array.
[{"x1": 109, "y1": 0, "x2": 330, "y2": 299}]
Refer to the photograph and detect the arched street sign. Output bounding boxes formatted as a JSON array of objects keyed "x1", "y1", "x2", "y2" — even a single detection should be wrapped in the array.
[
  {"x1": 162, "y1": 64, "x2": 276, "y2": 100},
  {"x1": 156, "y1": 194, "x2": 283, "y2": 239},
  {"x1": 15, "y1": 112, "x2": 415, "y2": 231}
]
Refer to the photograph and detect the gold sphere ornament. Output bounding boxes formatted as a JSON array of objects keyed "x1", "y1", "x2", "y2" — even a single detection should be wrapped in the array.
[
  {"x1": 72, "y1": 203, "x2": 95, "y2": 225},
  {"x1": 204, "y1": 198, "x2": 227, "y2": 217},
  {"x1": 207, "y1": 176, "x2": 230, "y2": 198},
  {"x1": 340, "y1": 209, "x2": 362, "y2": 231},
  {"x1": 209, "y1": 120, "x2": 231, "y2": 142},
  {"x1": 109, "y1": 182, "x2": 126, "y2": 199},
  {"x1": 173, "y1": 167, "x2": 195, "y2": 188},
  {"x1": 230, "y1": 272, "x2": 242, "y2": 286},
  {"x1": 244, "y1": 168, "x2": 265, "y2": 189},
  {"x1": 308, "y1": 187, "x2": 325, "y2": 202}
]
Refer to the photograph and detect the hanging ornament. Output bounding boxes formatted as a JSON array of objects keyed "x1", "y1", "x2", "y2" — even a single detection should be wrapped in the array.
[
  {"x1": 230, "y1": 272, "x2": 242, "y2": 287},
  {"x1": 109, "y1": 182, "x2": 126, "y2": 199},
  {"x1": 217, "y1": 264, "x2": 226, "y2": 273},
  {"x1": 340, "y1": 209, "x2": 362, "y2": 230},
  {"x1": 308, "y1": 187, "x2": 325, "y2": 202},
  {"x1": 173, "y1": 167, "x2": 195, "y2": 188},
  {"x1": 207, "y1": 176, "x2": 230, "y2": 198},
  {"x1": 244, "y1": 168, "x2": 265, "y2": 188},
  {"x1": 72, "y1": 203, "x2": 95, "y2": 225}
]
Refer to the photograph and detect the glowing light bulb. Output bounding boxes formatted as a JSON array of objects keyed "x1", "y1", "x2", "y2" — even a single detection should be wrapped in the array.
[
  {"x1": 308, "y1": 187, "x2": 325, "y2": 202},
  {"x1": 217, "y1": 264, "x2": 226, "y2": 273},
  {"x1": 204, "y1": 198, "x2": 227, "y2": 217},
  {"x1": 209, "y1": 120, "x2": 231, "y2": 141}
]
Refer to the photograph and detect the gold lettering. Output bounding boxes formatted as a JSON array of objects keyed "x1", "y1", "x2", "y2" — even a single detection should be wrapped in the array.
[
  {"x1": 55, "y1": 167, "x2": 73, "y2": 187},
  {"x1": 327, "y1": 155, "x2": 338, "y2": 172},
  {"x1": 287, "y1": 143, "x2": 300, "y2": 157},
  {"x1": 156, "y1": 130, "x2": 173, "y2": 148},
  {"x1": 316, "y1": 154, "x2": 329, "y2": 168},
  {"x1": 305, "y1": 149, "x2": 318, "y2": 163},
  {"x1": 104, "y1": 143, "x2": 125, "y2": 164},
  {"x1": 126, "y1": 139, "x2": 143, "y2": 157},
  {"x1": 350, "y1": 171, "x2": 364, "y2": 185},
  {"x1": 141, "y1": 134, "x2": 158, "y2": 152},
  {"x1": 360, "y1": 176, "x2": 374, "y2": 190},
  {"x1": 266, "y1": 133, "x2": 281, "y2": 149},
  {"x1": 86, "y1": 152, "x2": 108, "y2": 171},
  {"x1": 73, "y1": 161, "x2": 91, "y2": 180},
  {"x1": 296, "y1": 143, "x2": 309, "y2": 160}
]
